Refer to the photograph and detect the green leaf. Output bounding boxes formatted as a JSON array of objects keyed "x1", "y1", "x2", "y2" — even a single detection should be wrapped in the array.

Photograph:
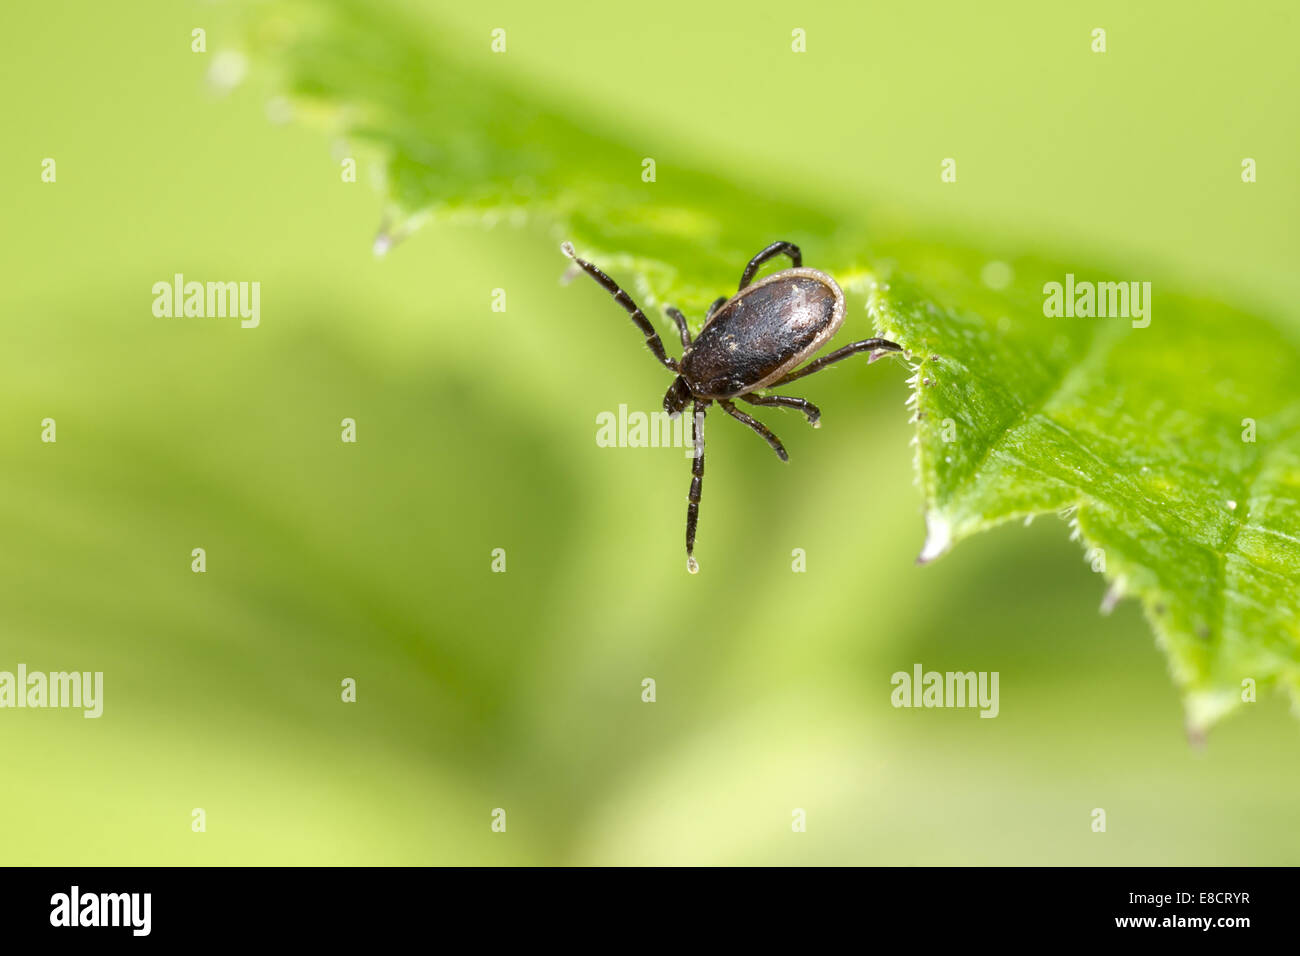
[
  {"x1": 239, "y1": 0, "x2": 862, "y2": 314},
  {"x1": 237, "y1": 0, "x2": 1300, "y2": 730},
  {"x1": 871, "y1": 252, "x2": 1300, "y2": 733}
]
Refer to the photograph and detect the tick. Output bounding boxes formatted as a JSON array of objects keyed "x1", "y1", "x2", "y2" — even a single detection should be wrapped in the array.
[{"x1": 561, "y1": 240, "x2": 901, "y2": 573}]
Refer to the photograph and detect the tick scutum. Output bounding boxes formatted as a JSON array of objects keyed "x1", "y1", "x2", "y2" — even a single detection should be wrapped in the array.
[{"x1": 681, "y1": 269, "x2": 844, "y2": 399}]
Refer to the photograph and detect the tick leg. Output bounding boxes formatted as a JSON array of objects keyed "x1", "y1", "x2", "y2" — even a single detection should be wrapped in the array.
[
  {"x1": 665, "y1": 306, "x2": 692, "y2": 350},
  {"x1": 720, "y1": 400, "x2": 788, "y2": 461},
  {"x1": 561, "y1": 242, "x2": 677, "y2": 371},
  {"x1": 770, "y1": 338, "x2": 902, "y2": 386},
  {"x1": 686, "y1": 400, "x2": 708, "y2": 574},
  {"x1": 704, "y1": 296, "x2": 726, "y2": 321},
  {"x1": 739, "y1": 392, "x2": 821, "y2": 428},
  {"x1": 738, "y1": 241, "x2": 802, "y2": 290}
]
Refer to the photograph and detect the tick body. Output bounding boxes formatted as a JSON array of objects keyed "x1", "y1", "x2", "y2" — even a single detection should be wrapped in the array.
[
  {"x1": 681, "y1": 268, "x2": 844, "y2": 399},
  {"x1": 561, "y1": 240, "x2": 901, "y2": 573}
]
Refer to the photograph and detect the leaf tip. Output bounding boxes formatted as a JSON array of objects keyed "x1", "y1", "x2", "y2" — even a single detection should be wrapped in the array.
[
  {"x1": 1099, "y1": 578, "x2": 1126, "y2": 615},
  {"x1": 1183, "y1": 689, "x2": 1240, "y2": 739},
  {"x1": 916, "y1": 512, "x2": 952, "y2": 565}
]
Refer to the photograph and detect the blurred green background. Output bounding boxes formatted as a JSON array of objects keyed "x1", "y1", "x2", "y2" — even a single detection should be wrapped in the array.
[{"x1": 2, "y1": 0, "x2": 1298, "y2": 865}]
